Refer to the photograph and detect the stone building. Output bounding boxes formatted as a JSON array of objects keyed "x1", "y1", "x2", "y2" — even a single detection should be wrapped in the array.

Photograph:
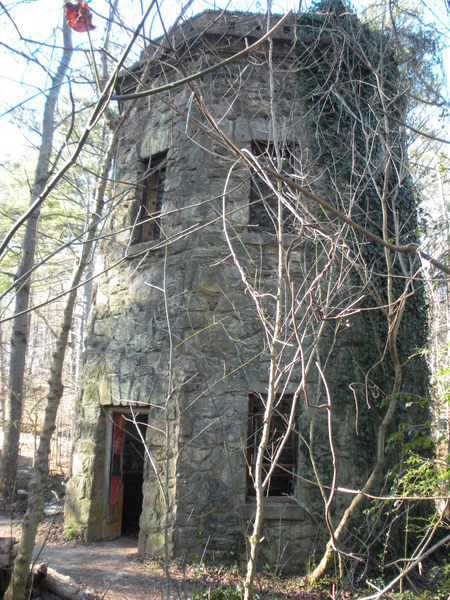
[{"x1": 65, "y1": 7, "x2": 428, "y2": 569}]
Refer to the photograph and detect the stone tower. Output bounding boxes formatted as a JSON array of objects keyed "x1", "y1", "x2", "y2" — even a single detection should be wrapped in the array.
[{"x1": 65, "y1": 7, "x2": 428, "y2": 569}]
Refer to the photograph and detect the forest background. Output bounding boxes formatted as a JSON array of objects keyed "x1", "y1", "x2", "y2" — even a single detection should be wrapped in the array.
[{"x1": 0, "y1": 0, "x2": 448, "y2": 598}]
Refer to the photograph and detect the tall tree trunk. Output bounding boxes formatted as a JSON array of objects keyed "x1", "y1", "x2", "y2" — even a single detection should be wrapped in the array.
[
  {"x1": 5, "y1": 137, "x2": 117, "y2": 600},
  {"x1": 0, "y1": 15, "x2": 73, "y2": 496},
  {"x1": 0, "y1": 323, "x2": 7, "y2": 426},
  {"x1": 243, "y1": 22, "x2": 285, "y2": 598},
  {"x1": 75, "y1": 197, "x2": 94, "y2": 393}
]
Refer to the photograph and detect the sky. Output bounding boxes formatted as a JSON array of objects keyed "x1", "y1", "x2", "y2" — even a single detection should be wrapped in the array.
[
  {"x1": 0, "y1": 0, "x2": 278, "y2": 160},
  {"x1": 0, "y1": 0, "x2": 448, "y2": 164}
]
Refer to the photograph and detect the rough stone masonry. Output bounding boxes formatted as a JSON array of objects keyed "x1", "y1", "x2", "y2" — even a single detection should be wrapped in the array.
[{"x1": 65, "y1": 9, "x2": 428, "y2": 570}]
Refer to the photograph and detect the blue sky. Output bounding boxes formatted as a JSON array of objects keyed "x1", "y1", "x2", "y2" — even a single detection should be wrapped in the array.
[{"x1": 0, "y1": 0, "x2": 448, "y2": 163}]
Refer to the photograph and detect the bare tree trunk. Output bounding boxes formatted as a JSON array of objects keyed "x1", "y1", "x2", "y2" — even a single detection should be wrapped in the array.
[
  {"x1": 75, "y1": 267, "x2": 92, "y2": 394},
  {"x1": 75, "y1": 195, "x2": 94, "y2": 393},
  {"x1": 0, "y1": 16, "x2": 73, "y2": 496},
  {"x1": 5, "y1": 137, "x2": 117, "y2": 600},
  {"x1": 242, "y1": 18, "x2": 287, "y2": 597},
  {"x1": 0, "y1": 323, "x2": 7, "y2": 426},
  {"x1": 243, "y1": 280, "x2": 283, "y2": 600}
]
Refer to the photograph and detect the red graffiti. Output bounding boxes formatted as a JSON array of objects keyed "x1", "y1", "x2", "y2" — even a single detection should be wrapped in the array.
[
  {"x1": 110, "y1": 475, "x2": 120, "y2": 505},
  {"x1": 110, "y1": 413, "x2": 124, "y2": 505}
]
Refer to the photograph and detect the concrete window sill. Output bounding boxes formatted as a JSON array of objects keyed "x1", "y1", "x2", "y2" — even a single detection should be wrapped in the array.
[
  {"x1": 240, "y1": 231, "x2": 304, "y2": 247},
  {"x1": 125, "y1": 240, "x2": 163, "y2": 258},
  {"x1": 240, "y1": 231, "x2": 279, "y2": 245},
  {"x1": 239, "y1": 499, "x2": 304, "y2": 521}
]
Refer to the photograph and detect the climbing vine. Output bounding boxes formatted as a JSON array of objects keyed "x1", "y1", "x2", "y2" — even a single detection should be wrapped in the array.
[{"x1": 294, "y1": 0, "x2": 442, "y2": 581}]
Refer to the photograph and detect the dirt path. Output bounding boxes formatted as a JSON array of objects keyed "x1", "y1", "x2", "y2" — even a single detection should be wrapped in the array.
[
  {"x1": 0, "y1": 514, "x2": 181, "y2": 599},
  {"x1": 0, "y1": 512, "x2": 344, "y2": 599},
  {"x1": 37, "y1": 537, "x2": 168, "y2": 600},
  {"x1": 0, "y1": 436, "x2": 195, "y2": 599}
]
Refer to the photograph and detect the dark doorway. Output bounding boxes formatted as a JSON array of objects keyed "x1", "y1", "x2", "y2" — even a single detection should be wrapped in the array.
[{"x1": 121, "y1": 414, "x2": 148, "y2": 535}]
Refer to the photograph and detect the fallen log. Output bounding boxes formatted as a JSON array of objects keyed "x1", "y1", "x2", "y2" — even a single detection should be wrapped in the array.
[{"x1": 33, "y1": 562, "x2": 96, "y2": 599}]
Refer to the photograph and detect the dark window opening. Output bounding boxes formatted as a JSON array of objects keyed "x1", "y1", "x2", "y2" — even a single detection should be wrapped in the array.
[
  {"x1": 135, "y1": 152, "x2": 166, "y2": 243},
  {"x1": 248, "y1": 141, "x2": 297, "y2": 234},
  {"x1": 247, "y1": 393, "x2": 297, "y2": 499}
]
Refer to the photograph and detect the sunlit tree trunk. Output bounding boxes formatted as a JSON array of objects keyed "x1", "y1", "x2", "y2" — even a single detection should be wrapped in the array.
[
  {"x1": 243, "y1": 21, "x2": 285, "y2": 598},
  {"x1": 0, "y1": 322, "x2": 7, "y2": 426},
  {"x1": 5, "y1": 136, "x2": 117, "y2": 600},
  {"x1": 0, "y1": 15, "x2": 73, "y2": 496}
]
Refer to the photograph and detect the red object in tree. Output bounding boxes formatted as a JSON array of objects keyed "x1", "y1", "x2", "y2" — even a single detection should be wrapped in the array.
[{"x1": 65, "y1": 1, "x2": 95, "y2": 33}]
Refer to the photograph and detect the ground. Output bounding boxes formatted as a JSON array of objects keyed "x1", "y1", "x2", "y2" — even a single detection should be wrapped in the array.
[
  {"x1": 0, "y1": 433, "x2": 447, "y2": 599},
  {"x1": 0, "y1": 511, "x2": 341, "y2": 599},
  {"x1": 0, "y1": 432, "x2": 334, "y2": 599},
  {"x1": 0, "y1": 512, "x2": 167, "y2": 599},
  {"x1": 1, "y1": 510, "x2": 448, "y2": 600}
]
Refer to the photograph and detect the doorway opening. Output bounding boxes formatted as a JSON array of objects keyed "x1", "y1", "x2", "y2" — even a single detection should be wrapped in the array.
[
  {"x1": 120, "y1": 414, "x2": 148, "y2": 535},
  {"x1": 106, "y1": 411, "x2": 148, "y2": 540}
]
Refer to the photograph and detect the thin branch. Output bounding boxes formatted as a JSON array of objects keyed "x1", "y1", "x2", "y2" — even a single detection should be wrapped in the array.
[
  {"x1": 0, "y1": 0, "x2": 160, "y2": 260},
  {"x1": 360, "y1": 534, "x2": 450, "y2": 600}
]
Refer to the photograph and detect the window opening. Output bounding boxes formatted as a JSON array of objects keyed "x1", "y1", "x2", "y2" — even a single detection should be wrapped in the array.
[
  {"x1": 135, "y1": 152, "x2": 166, "y2": 243},
  {"x1": 247, "y1": 393, "x2": 297, "y2": 498},
  {"x1": 248, "y1": 142, "x2": 297, "y2": 234}
]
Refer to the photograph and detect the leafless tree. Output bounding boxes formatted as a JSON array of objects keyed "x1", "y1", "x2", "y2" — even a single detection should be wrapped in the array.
[
  {"x1": 0, "y1": 0, "x2": 448, "y2": 597},
  {"x1": 0, "y1": 12, "x2": 73, "y2": 494}
]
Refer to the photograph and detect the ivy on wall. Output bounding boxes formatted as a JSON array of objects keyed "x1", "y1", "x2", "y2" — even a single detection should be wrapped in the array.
[{"x1": 295, "y1": 0, "x2": 430, "y2": 491}]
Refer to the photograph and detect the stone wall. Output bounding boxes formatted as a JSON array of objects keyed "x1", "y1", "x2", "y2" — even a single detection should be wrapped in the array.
[{"x1": 65, "y1": 10, "x2": 428, "y2": 571}]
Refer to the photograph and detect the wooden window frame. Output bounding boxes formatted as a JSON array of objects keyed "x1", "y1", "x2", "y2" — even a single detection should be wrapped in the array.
[
  {"x1": 246, "y1": 392, "x2": 297, "y2": 500},
  {"x1": 135, "y1": 152, "x2": 167, "y2": 243}
]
